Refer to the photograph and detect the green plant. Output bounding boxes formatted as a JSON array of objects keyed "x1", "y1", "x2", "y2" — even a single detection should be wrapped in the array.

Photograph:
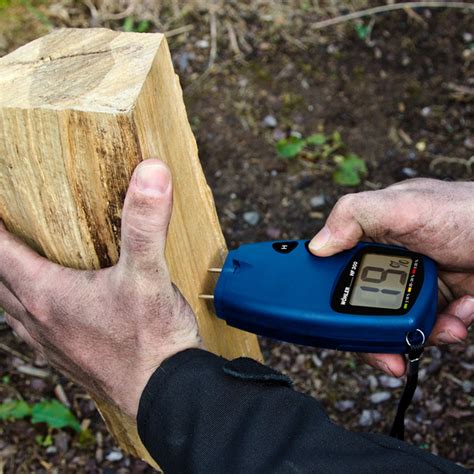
[
  {"x1": 275, "y1": 131, "x2": 367, "y2": 186},
  {"x1": 333, "y1": 153, "x2": 367, "y2": 186},
  {"x1": 346, "y1": 358, "x2": 357, "y2": 370},
  {"x1": 35, "y1": 433, "x2": 53, "y2": 447},
  {"x1": 354, "y1": 21, "x2": 373, "y2": 40},
  {"x1": 123, "y1": 17, "x2": 151, "y2": 33},
  {"x1": 0, "y1": 400, "x2": 31, "y2": 420},
  {"x1": 32, "y1": 400, "x2": 81, "y2": 432},
  {"x1": 19, "y1": 0, "x2": 52, "y2": 27},
  {"x1": 276, "y1": 136, "x2": 307, "y2": 158},
  {"x1": 0, "y1": 399, "x2": 81, "y2": 432},
  {"x1": 77, "y1": 428, "x2": 96, "y2": 448}
]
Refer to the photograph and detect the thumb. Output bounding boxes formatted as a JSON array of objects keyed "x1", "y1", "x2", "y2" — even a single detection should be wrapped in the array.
[
  {"x1": 119, "y1": 159, "x2": 173, "y2": 274},
  {"x1": 309, "y1": 194, "x2": 367, "y2": 257}
]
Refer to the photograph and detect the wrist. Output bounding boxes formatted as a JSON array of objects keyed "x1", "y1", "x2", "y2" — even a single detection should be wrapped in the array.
[{"x1": 122, "y1": 339, "x2": 204, "y2": 419}]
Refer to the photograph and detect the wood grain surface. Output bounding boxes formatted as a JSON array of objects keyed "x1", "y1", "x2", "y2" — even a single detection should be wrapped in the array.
[{"x1": 0, "y1": 28, "x2": 261, "y2": 469}]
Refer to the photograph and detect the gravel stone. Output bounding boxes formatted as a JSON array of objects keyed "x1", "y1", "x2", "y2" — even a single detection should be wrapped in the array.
[
  {"x1": 30, "y1": 378, "x2": 48, "y2": 393},
  {"x1": 335, "y1": 400, "x2": 355, "y2": 412},
  {"x1": 370, "y1": 391, "x2": 391, "y2": 404},
  {"x1": 413, "y1": 386, "x2": 423, "y2": 402},
  {"x1": 265, "y1": 227, "x2": 281, "y2": 239},
  {"x1": 359, "y1": 409, "x2": 381, "y2": 427},
  {"x1": 54, "y1": 432, "x2": 69, "y2": 452},
  {"x1": 243, "y1": 211, "x2": 260, "y2": 226},
  {"x1": 106, "y1": 450, "x2": 124, "y2": 462},
  {"x1": 262, "y1": 115, "x2": 278, "y2": 128},
  {"x1": 462, "y1": 32, "x2": 473, "y2": 43},
  {"x1": 402, "y1": 167, "x2": 418, "y2": 178},
  {"x1": 464, "y1": 137, "x2": 474, "y2": 150},
  {"x1": 310, "y1": 194, "x2": 326, "y2": 208},
  {"x1": 466, "y1": 345, "x2": 474, "y2": 358},
  {"x1": 425, "y1": 400, "x2": 443, "y2": 414},
  {"x1": 196, "y1": 39, "x2": 209, "y2": 48},
  {"x1": 379, "y1": 375, "x2": 403, "y2": 388},
  {"x1": 421, "y1": 106, "x2": 432, "y2": 117},
  {"x1": 367, "y1": 375, "x2": 378, "y2": 390}
]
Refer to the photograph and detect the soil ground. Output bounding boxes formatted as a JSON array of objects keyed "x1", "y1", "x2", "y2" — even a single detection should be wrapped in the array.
[{"x1": 0, "y1": 1, "x2": 473, "y2": 472}]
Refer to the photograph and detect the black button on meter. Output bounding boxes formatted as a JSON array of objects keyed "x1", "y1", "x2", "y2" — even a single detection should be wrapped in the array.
[{"x1": 272, "y1": 241, "x2": 298, "y2": 254}]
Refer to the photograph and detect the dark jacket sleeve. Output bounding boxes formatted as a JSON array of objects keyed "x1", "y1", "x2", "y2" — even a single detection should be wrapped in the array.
[{"x1": 137, "y1": 349, "x2": 467, "y2": 474}]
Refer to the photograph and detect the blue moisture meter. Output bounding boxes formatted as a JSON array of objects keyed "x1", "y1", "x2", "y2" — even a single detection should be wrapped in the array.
[{"x1": 207, "y1": 241, "x2": 438, "y2": 354}]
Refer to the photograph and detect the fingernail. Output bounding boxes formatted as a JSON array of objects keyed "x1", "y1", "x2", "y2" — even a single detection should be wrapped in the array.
[
  {"x1": 309, "y1": 226, "x2": 331, "y2": 252},
  {"x1": 136, "y1": 163, "x2": 170, "y2": 196},
  {"x1": 437, "y1": 330, "x2": 465, "y2": 345}
]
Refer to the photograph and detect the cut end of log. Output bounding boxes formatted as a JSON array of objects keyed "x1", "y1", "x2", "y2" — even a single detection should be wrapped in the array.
[{"x1": 0, "y1": 28, "x2": 164, "y2": 114}]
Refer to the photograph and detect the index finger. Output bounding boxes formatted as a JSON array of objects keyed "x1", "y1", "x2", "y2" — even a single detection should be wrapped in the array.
[{"x1": 0, "y1": 222, "x2": 56, "y2": 304}]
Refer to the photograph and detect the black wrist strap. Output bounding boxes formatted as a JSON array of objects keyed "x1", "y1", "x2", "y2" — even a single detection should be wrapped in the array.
[{"x1": 389, "y1": 331, "x2": 425, "y2": 441}]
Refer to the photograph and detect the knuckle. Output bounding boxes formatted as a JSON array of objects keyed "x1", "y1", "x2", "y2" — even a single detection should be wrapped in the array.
[
  {"x1": 390, "y1": 177, "x2": 431, "y2": 191},
  {"x1": 335, "y1": 193, "x2": 359, "y2": 211},
  {"x1": 22, "y1": 289, "x2": 50, "y2": 323},
  {"x1": 114, "y1": 271, "x2": 172, "y2": 311},
  {"x1": 125, "y1": 212, "x2": 168, "y2": 246}
]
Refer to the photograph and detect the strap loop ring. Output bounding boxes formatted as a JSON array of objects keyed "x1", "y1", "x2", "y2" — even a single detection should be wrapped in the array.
[{"x1": 405, "y1": 328, "x2": 425, "y2": 348}]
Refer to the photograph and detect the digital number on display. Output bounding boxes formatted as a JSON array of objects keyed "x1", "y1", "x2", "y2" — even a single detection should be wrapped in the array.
[{"x1": 350, "y1": 254, "x2": 413, "y2": 309}]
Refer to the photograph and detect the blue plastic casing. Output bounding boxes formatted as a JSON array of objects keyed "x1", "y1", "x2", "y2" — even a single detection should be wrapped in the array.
[{"x1": 214, "y1": 241, "x2": 437, "y2": 353}]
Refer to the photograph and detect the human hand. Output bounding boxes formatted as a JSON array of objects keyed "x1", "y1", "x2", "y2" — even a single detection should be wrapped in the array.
[
  {"x1": 309, "y1": 178, "x2": 474, "y2": 376},
  {"x1": 0, "y1": 159, "x2": 201, "y2": 418}
]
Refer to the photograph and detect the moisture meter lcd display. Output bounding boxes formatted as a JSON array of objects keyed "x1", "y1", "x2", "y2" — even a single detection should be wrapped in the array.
[{"x1": 211, "y1": 241, "x2": 437, "y2": 354}]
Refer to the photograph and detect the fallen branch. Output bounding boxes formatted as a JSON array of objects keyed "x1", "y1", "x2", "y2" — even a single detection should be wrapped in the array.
[
  {"x1": 0, "y1": 342, "x2": 31, "y2": 363},
  {"x1": 429, "y1": 154, "x2": 474, "y2": 174},
  {"x1": 312, "y1": 2, "x2": 474, "y2": 30}
]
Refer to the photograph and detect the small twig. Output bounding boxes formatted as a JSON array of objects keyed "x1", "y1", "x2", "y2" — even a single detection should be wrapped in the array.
[
  {"x1": 236, "y1": 28, "x2": 253, "y2": 54},
  {"x1": 364, "y1": 180, "x2": 383, "y2": 190},
  {"x1": 442, "y1": 372, "x2": 466, "y2": 386},
  {"x1": 170, "y1": 0, "x2": 181, "y2": 18},
  {"x1": 165, "y1": 24, "x2": 194, "y2": 38},
  {"x1": 185, "y1": 68, "x2": 212, "y2": 95},
  {"x1": 98, "y1": 2, "x2": 136, "y2": 21},
  {"x1": 226, "y1": 20, "x2": 242, "y2": 57},
  {"x1": 54, "y1": 384, "x2": 71, "y2": 407},
  {"x1": 404, "y1": 6, "x2": 429, "y2": 26},
  {"x1": 398, "y1": 129, "x2": 413, "y2": 145},
  {"x1": 208, "y1": 9, "x2": 218, "y2": 69},
  {"x1": 0, "y1": 342, "x2": 31, "y2": 362},
  {"x1": 17, "y1": 365, "x2": 51, "y2": 379},
  {"x1": 429, "y1": 154, "x2": 474, "y2": 174},
  {"x1": 281, "y1": 31, "x2": 308, "y2": 51},
  {"x1": 0, "y1": 382, "x2": 24, "y2": 401},
  {"x1": 445, "y1": 82, "x2": 474, "y2": 96},
  {"x1": 83, "y1": 0, "x2": 99, "y2": 22},
  {"x1": 364, "y1": 17, "x2": 376, "y2": 44},
  {"x1": 39, "y1": 460, "x2": 52, "y2": 471},
  {"x1": 309, "y1": 211, "x2": 325, "y2": 219},
  {"x1": 312, "y1": 2, "x2": 474, "y2": 30}
]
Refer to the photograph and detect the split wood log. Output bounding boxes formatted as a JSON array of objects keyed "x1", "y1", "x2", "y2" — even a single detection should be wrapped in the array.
[{"x1": 0, "y1": 28, "x2": 261, "y2": 468}]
